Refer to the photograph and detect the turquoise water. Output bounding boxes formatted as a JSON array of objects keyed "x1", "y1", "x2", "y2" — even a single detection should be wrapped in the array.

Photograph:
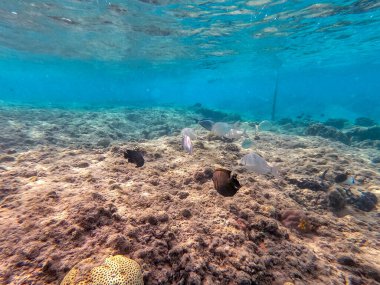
[
  {"x1": 0, "y1": 0, "x2": 380, "y2": 120},
  {"x1": 1, "y1": 2, "x2": 380, "y2": 285}
]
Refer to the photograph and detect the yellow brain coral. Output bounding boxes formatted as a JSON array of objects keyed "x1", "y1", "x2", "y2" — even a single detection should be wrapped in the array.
[{"x1": 60, "y1": 255, "x2": 143, "y2": 285}]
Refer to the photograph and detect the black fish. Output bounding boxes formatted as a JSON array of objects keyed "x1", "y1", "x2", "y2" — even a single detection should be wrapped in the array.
[
  {"x1": 212, "y1": 168, "x2": 241, "y2": 197},
  {"x1": 124, "y1": 150, "x2": 144, "y2": 168},
  {"x1": 197, "y1": 119, "x2": 214, "y2": 131},
  {"x1": 335, "y1": 173, "x2": 347, "y2": 183}
]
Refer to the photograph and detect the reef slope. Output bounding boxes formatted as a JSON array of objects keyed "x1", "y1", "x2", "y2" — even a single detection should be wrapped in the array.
[{"x1": 0, "y1": 106, "x2": 379, "y2": 285}]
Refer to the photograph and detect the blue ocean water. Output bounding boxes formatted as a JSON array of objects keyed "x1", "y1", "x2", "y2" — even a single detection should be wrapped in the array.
[
  {"x1": 2, "y1": 2, "x2": 380, "y2": 285},
  {"x1": 0, "y1": 0, "x2": 379, "y2": 120}
]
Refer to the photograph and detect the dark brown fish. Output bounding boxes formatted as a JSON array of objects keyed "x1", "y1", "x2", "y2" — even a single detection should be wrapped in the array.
[
  {"x1": 212, "y1": 168, "x2": 241, "y2": 197},
  {"x1": 335, "y1": 173, "x2": 348, "y2": 183},
  {"x1": 124, "y1": 150, "x2": 144, "y2": 168}
]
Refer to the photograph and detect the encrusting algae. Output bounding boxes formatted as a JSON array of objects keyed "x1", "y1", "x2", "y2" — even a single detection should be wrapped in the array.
[{"x1": 60, "y1": 255, "x2": 143, "y2": 285}]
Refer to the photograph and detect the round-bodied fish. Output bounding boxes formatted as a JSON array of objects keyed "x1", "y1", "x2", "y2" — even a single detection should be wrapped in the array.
[
  {"x1": 211, "y1": 122, "x2": 232, "y2": 137},
  {"x1": 241, "y1": 138, "x2": 253, "y2": 149},
  {"x1": 197, "y1": 119, "x2": 214, "y2": 131}
]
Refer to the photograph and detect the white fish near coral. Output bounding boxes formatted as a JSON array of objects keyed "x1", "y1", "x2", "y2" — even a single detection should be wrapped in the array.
[
  {"x1": 182, "y1": 134, "x2": 193, "y2": 154},
  {"x1": 224, "y1": 128, "x2": 247, "y2": 140},
  {"x1": 211, "y1": 122, "x2": 232, "y2": 137},
  {"x1": 258, "y1": 120, "x2": 272, "y2": 131},
  {"x1": 181, "y1": 128, "x2": 196, "y2": 140},
  {"x1": 240, "y1": 152, "x2": 279, "y2": 177},
  {"x1": 241, "y1": 138, "x2": 253, "y2": 149}
]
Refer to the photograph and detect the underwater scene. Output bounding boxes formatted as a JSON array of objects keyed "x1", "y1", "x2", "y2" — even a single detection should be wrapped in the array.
[{"x1": 0, "y1": 0, "x2": 380, "y2": 285}]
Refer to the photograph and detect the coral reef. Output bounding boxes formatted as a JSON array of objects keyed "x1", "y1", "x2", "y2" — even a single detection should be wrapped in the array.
[
  {"x1": 351, "y1": 192, "x2": 378, "y2": 212},
  {"x1": 324, "y1": 118, "x2": 348, "y2": 129},
  {"x1": 347, "y1": 126, "x2": 380, "y2": 141},
  {"x1": 286, "y1": 178, "x2": 326, "y2": 192},
  {"x1": 305, "y1": 123, "x2": 350, "y2": 144},
  {"x1": 328, "y1": 189, "x2": 346, "y2": 211},
  {"x1": 191, "y1": 104, "x2": 241, "y2": 122},
  {"x1": 60, "y1": 255, "x2": 143, "y2": 285},
  {"x1": 279, "y1": 210, "x2": 314, "y2": 233},
  {"x1": 0, "y1": 106, "x2": 379, "y2": 285},
  {"x1": 354, "y1": 117, "x2": 377, "y2": 127}
]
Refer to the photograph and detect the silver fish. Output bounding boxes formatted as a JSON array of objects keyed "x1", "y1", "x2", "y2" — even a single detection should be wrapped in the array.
[
  {"x1": 241, "y1": 138, "x2": 253, "y2": 149},
  {"x1": 240, "y1": 152, "x2": 279, "y2": 177},
  {"x1": 182, "y1": 134, "x2": 193, "y2": 154},
  {"x1": 258, "y1": 120, "x2": 272, "y2": 131},
  {"x1": 198, "y1": 119, "x2": 214, "y2": 131},
  {"x1": 211, "y1": 122, "x2": 232, "y2": 137},
  {"x1": 224, "y1": 128, "x2": 247, "y2": 139}
]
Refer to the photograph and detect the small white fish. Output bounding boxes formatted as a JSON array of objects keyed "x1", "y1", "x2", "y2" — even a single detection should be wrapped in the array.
[
  {"x1": 240, "y1": 152, "x2": 279, "y2": 178},
  {"x1": 241, "y1": 138, "x2": 253, "y2": 149},
  {"x1": 211, "y1": 122, "x2": 232, "y2": 137},
  {"x1": 258, "y1": 120, "x2": 272, "y2": 131},
  {"x1": 182, "y1": 134, "x2": 193, "y2": 154},
  {"x1": 224, "y1": 128, "x2": 247, "y2": 140}
]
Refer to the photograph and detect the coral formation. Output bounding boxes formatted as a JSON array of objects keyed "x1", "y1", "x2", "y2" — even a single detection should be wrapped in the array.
[
  {"x1": 324, "y1": 118, "x2": 348, "y2": 129},
  {"x1": 305, "y1": 123, "x2": 350, "y2": 144},
  {"x1": 347, "y1": 126, "x2": 380, "y2": 141},
  {"x1": 60, "y1": 255, "x2": 143, "y2": 285},
  {"x1": 287, "y1": 177, "x2": 326, "y2": 191},
  {"x1": 354, "y1": 117, "x2": 376, "y2": 127},
  {"x1": 328, "y1": 189, "x2": 346, "y2": 211},
  {"x1": 280, "y1": 210, "x2": 314, "y2": 233},
  {"x1": 192, "y1": 104, "x2": 241, "y2": 122},
  {"x1": 352, "y1": 192, "x2": 378, "y2": 212}
]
